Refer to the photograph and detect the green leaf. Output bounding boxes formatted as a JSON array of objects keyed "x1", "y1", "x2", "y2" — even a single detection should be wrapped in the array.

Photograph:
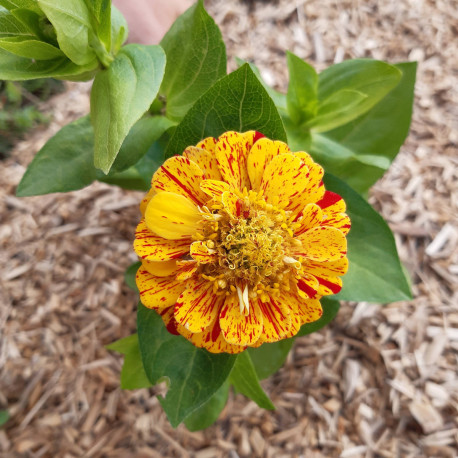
[
  {"x1": 309, "y1": 132, "x2": 388, "y2": 194},
  {"x1": 324, "y1": 173, "x2": 412, "y2": 302},
  {"x1": 110, "y1": 5, "x2": 127, "y2": 54},
  {"x1": 97, "y1": 166, "x2": 148, "y2": 191},
  {"x1": 247, "y1": 339, "x2": 294, "y2": 380},
  {"x1": 166, "y1": 64, "x2": 286, "y2": 157},
  {"x1": 286, "y1": 51, "x2": 318, "y2": 124},
  {"x1": 317, "y1": 59, "x2": 402, "y2": 127},
  {"x1": 296, "y1": 297, "x2": 340, "y2": 336},
  {"x1": 325, "y1": 62, "x2": 417, "y2": 169},
  {"x1": 106, "y1": 334, "x2": 153, "y2": 390},
  {"x1": 110, "y1": 116, "x2": 175, "y2": 174},
  {"x1": 160, "y1": 0, "x2": 226, "y2": 121},
  {"x1": 91, "y1": 44, "x2": 166, "y2": 173},
  {"x1": 137, "y1": 303, "x2": 236, "y2": 427},
  {"x1": 124, "y1": 261, "x2": 140, "y2": 291},
  {"x1": 0, "y1": 8, "x2": 34, "y2": 36},
  {"x1": 0, "y1": 410, "x2": 9, "y2": 427},
  {"x1": 0, "y1": 48, "x2": 98, "y2": 81},
  {"x1": 229, "y1": 352, "x2": 274, "y2": 409},
  {"x1": 0, "y1": 36, "x2": 64, "y2": 59},
  {"x1": 83, "y1": 0, "x2": 111, "y2": 50},
  {"x1": 307, "y1": 89, "x2": 368, "y2": 133},
  {"x1": 37, "y1": 0, "x2": 96, "y2": 65},
  {"x1": 16, "y1": 116, "x2": 96, "y2": 196},
  {"x1": 184, "y1": 381, "x2": 229, "y2": 431},
  {"x1": 0, "y1": 0, "x2": 41, "y2": 13}
]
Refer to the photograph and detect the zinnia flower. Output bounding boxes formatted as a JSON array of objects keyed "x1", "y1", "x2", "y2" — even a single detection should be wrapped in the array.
[{"x1": 134, "y1": 131, "x2": 350, "y2": 354}]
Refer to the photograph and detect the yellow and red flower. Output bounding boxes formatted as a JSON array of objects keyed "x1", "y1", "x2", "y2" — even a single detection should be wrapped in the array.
[{"x1": 134, "y1": 131, "x2": 350, "y2": 354}]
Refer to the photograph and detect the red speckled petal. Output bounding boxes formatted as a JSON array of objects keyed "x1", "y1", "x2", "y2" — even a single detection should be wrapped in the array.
[
  {"x1": 294, "y1": 203, "x2": 323, "y2": 236},
  {"x1": 214, "y1": 131, "x2": 257, "y2": 191},
  {"x1": 196, "y1": 136, "x2": 217, "y2": 154},
  {"x1": 152, "y1": 156, "x2": 208, "y2": 206},
  {"x1": 295, "y1": 226, "x2": 347, "y2": 262},
  {"x1": 304, "y1": 257, "x2": 349, "y2": 277},
  {"x1": 175, "y1": 260, "x2": 198, "y2": 281},
  {"x1": 200, "y1": 179, "x2": 231, "y2": 200},
  {"x1": 174, "y1": 278, "x2": 223, "y2": 333},
  {"x1": 142, "y1": 259, "x2": 178, "y2": 277},
  {"x1": 183, "y1": 146, "x2": 222, "y2": 181},
  {"x1": 136, "y1": 268, "x2": 185, "y2": 311},
  {"x1": 190, "y1": 241, "x2": 217, "y2": 264},
  {"x1": 296, "y1": 273, "x2": 320, "y2": 299},
  {"x1": 140, "y1": 188, "x2": 155, "y2": 217},
  {"x1": 255, "y1": 294, "x2": 292, "y2": 343},
  {"x1": 247, "y1": 138, "x2": 291, "y2": 191},
  {"x1": 219, "y1": 294, "x2": 263, "y2": 346},
  {"x1": 134, "y1": 220, "x2": 190, "y2": 261}
]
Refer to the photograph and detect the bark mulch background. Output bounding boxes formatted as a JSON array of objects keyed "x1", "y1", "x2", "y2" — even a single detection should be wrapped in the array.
[{"x1": 1, "y1": 0, "x2": 457, "y2": 456}]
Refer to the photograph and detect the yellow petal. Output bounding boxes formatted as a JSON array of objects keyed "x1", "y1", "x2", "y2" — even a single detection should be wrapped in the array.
[
  {"x1": 295, "y1": 294, "x2": 323, "y2": 325},
  {"x1": 219, "y1": 294, "x2": 263, "y2": 346},
  {"x1": 152, "y1": 156, "x2": 207, "y2": 206},
  {"x1": 316, "y1": 190, "x2": 346, "y2": 214},
  {"x1": 136, "y1": 268, "x2": 185, "y2": 311},
  {"x1": 294, "y1": 203, "x2": 323, "y2": 236},
  {"x1": 323, "y1": 212, "x2": 351, "y2": 235},
  {"x1": 314, "y1": 273, "x2": 343, "y2": 296},
  {"x1": 175, "y1": 260, "x2": 198, "y2": 281},
  {"x1": 145, "y1": 192, "x2": 202, "y2": 240},
  {"x1": 247, "y1": 138, "x2": 291, "y2": 191},
  {"x1": 200, "y1": 179, "x2": 231, "y2": 200},
  {"x1": 221, "y1": 190, "x2": 241, "y2": 219},
  {"x1": 255, "y1": 294, "x2": 292, "y2": 343},
  {"x1": 142, "y1": 259, "x2": 178, "y2": 277},
  {"x1": 183, "y1": 146, "x2": 222, "y2": 181},
  {"x1": 304, "y1": 257, "x2": 349, "y2": 277},
  {"x1": 260, "y1": 153, "x2": 310, "y2": 208},
  {"x1": 196, "y1": 136, "x2": 217, "y2": 154},
  {"x1": 296, "y1": 226, "x2": 347, "y2": 262},
  {"x1": 190, "y1": 241, "x2": 217, "y2": 264},
  {"x1": 296, "y1": 273, "x2": 319, "y2": 299},
  {"x1": 214, "y1": 131, "x2": 257, "y2": 191},
  {"x1": 174, "y1": 278, "x2": 223, "y2": 332},
  {"x1": 140, "y1": 188, "x2": 155, "y2": 217},
  {"x1": 134, "y1": 220, "x2": 190, "y2": 261},
  {"x1": 159, "y1": 306, "x2": 181, "y2": 335},
  {"x1": 281, "y1": 291, "x2": 303, "y2": 338},
  {"x1": 186, "y1": 317, "x2": 246, "y2": 354}
]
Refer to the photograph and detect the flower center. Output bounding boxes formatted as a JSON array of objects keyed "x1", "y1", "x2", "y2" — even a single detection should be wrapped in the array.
[{"x1": 195, "y1": 189, "x2": 301, "y2": 307}]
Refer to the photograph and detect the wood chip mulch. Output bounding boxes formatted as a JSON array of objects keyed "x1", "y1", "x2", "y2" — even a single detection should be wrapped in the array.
[{"x1": 1, "y1": 0, "x2": 457, "y2": 456}]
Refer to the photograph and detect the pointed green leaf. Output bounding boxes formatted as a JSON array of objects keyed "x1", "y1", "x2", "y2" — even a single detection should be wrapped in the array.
[
  {"x1": 248, "y1": 338, "x2": 294, "y2": 380},
  {"x1": 286, "y1": 51, "x2": 318, "y2": 124},
  {"x1": 37, "y1": 0, "x2": 96, "y2": 65},
  {"x1": 137, "y1": 303, "x2": 236, "y2": 427},
  {"x1": 0, "y1": 0, "x2": 41, "y2": 13},
  {"x1": 325, "y1": 62, "x2": 417, "y2": 168},
  {"x1": 307, "y1": 89, "x2": 368, "y2": 133},
  {"x1": 324, "y1": 173, "x2": 412, "y2": 302},
  {"x1": 229, "y1": 351, "x2": 275, "y2": 410},
  {"x1": 166, "y1": 64, "x2": 286, "y2": 157},
  {"x1": 184, "y1": 381, "x2": 229, "y2": 431},
  {"x1": 124, "y1": 262, "x2": 141, "y2": 291},
  {"x1": 91, "y1": 44, "x2": 166, "y2": 173},
  {"x1": 0, "y1": 36, "x2": 64, "y2": 59},
  {"x1": 106, "y1": 334, "x2": 153, "y2": 390},
  {"x1": 317, "y1": 59, "x2": 402, "y2": 124},
  {"x1": 160, "y1": 0, "x2": 226, "y2": 121},
  {"x1": 0, "y1": 7, "x2": 34, "y2": 36}
]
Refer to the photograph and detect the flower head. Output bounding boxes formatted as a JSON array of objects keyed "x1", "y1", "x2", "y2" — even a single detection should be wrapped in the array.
[{"x1": 134, "y1": 131, "x2": 350, "y2": 353}]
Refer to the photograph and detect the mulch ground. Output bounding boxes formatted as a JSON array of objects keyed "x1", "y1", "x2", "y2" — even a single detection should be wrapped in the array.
[{"x1": 1, "y1": 0, "x2": 457, "y2": 456}]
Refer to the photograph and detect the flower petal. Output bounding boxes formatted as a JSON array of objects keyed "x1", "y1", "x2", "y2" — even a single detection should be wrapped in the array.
[
  {"x1": 142, "y1": 259, "x2": 178, "y2": 277},
  {"x1": 281, "y1": 291, "x2": 303, "y2": 338},
  {"x1": 255, "y1": 294, "x2": 292, "y2": 343},
  {"x1": 260, "y1": 153, "x2": 310, "y2": 208},
  {"x1": 175, "y1": 260, "x2": 198, "y2": 281},
  {"x1": 219, "y1": 294, "x2": 263, "y2": 346},
  {"x1": 190, "y1": 241, "x2": 217, "y2": 264},
  {"x1": 294, "y1": 203, "x2": 323, "y2": 236},
  {"x1": 295, "y1": 226, "x2": 347, "y2": 262},
  {"x1": 314, "y1": 273, "x2": 343, "y2": 296},
  {"x1": 296, "y1": 273, "x2": 319, "y2": 299},
  {"x1": 317, "y1": 190, "x2": 346, "y2": 214},
  {"x1": 174, "y1": 278, "x2": 223, "y2": 332},
  {"x1": 136, "y1": 268, "x2": 185, "y2": 311},
  {"x1": 304, "y1": 257, "x2": 349, "y2": 277},
  {"x1": 323, "y1": 212, "x2": 351, "y2": 235},
  {"x1": 196, "y1": 136, "x2": 217, "y2": 154},
  {"x1": 183, "y1": 146, "x2": 222, "y2": 181},
  {"x1": 221, "y1": 190, "x2": 242, "y2": 219},
  {"x1": 187, "y1": 317, "x2": 246, "y2": 354},
  {"x1": 140, "y1": 188, "x2": 155, "y2": 217},
  {"x1": 145, "y1": 192, "x2": 201, "y2": 240},
  {"x1": 247, "y1": 138, "x2": 291, "y2": 191},
  {"x1": 160, "y1": 306, "x2": 180, "y2": 335},
  {"x1": 296, "y1": 297, "x2": 323, "y2": 325},
  {"x1": 134, "y1": 220, "x2": 190, "y2": 261},
  {"x1": 215, "y1": 131, "x2": 257, "y2": 191},
  {"x1": 200, "y1": 179, "x2": 231, "y2": 200},
  {"x1": 152, "y1": 156, "x2": 207, "y2": 206}
]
